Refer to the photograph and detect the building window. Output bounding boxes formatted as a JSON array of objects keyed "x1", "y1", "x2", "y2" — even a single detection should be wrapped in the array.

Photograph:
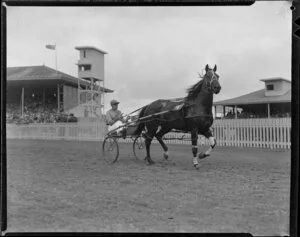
[
  {"x1": 266, "y1": 84, "x2": 274, "y2": 90},
  {"x1": 83, "y1": 50, "x2": 86, "y2": 58},
  {"x1": 84, "y1": 65, "x2": 91, "y2": 71},
  {"x1": 79, "y1": 65, "x2": 91, "y2": 71}
]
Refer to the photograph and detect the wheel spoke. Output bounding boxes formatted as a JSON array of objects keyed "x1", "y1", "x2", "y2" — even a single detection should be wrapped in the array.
[
  {"x1": 133, "y1": 136, "x2": 145, "y2": 160},
  {"x1": 102, "y1": 137, "x2": 119, "y2": 163}
]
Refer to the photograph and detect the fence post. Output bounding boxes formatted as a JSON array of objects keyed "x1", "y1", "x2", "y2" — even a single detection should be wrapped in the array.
[{"x1": 6, "y1": 118, "x2": 291, "y2": 149}]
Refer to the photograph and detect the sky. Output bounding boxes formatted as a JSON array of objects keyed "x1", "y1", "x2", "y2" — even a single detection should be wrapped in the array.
[{"x1": 6, "y1": 2, "x2": 292, "y2": 114}]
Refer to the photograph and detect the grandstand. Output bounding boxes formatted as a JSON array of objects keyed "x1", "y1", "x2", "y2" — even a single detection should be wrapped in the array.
[
  {"x1": 6, "y1": 73, "x2": 291, "y2": 149},
  {"x1": 6, "y1": 65, "x2": 113, "y2": 124},
  {"x1": 213, "y1": 77, "x2": 291, "y2": 119}
]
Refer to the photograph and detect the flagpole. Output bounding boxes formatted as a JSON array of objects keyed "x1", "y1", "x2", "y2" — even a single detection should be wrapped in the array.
[
  {"x1": 21, "y1": 87, "x2": 24, "y2": 118},
  {"x1": 55, "y1": 43, "x2": 58, "y2": 75},
  {"x1": 45, "y1": 44, "x2": 57, "y2": 74}
]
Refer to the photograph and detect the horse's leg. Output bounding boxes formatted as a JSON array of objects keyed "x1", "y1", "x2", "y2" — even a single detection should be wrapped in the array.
[
  {"x1": 198, "y1": 128, "x2": 216, "y2": 159},
  {"x1": 155, "y1": 127, "x2": 171, "y2": 159},
  {"x1": 191, "y1": 128, "x2": 200, "y2": 169},
  {"x1": 144, "y1": 129, "x2": 156, "y2": 165}
]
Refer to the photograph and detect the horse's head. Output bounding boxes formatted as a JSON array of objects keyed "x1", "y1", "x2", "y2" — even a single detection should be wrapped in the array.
[
  {"x1": 186, "y1": 64, "x2": 221, "y2": 101},
  {"x1": 202, "y1": 64, "x2": 221, "y2": 94}
]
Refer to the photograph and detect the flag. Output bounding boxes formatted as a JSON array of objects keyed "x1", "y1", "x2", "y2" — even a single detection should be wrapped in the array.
[{"x1": 45, "y1": 44, "x2": 56, "y2": 50}]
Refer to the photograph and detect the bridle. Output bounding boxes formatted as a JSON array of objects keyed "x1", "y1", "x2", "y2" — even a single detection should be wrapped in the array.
[{"x1": 204, "y1": 69, "x2": 219, "y2": 93}]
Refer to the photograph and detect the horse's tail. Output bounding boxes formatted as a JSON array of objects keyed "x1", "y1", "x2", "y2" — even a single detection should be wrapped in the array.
[{"x1": 134, "y1": 106, "x2": 148, "y2": 136}]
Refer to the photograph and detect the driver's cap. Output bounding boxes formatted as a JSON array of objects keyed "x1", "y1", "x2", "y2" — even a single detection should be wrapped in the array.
[{"x1": 110, "y1": 99, "x2": 120, "y2": 105}]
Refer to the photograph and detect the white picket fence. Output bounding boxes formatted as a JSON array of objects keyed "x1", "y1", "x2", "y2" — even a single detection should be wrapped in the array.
[
  {"x1": 6, "y1": 122, "x2": 108, "y2": 141},
  {"x1": 6, "y1": 118, "x2": 291, "y2": 149},
  {"x1": 212, "y1": 118, "x2": 291, "y2": 149}
]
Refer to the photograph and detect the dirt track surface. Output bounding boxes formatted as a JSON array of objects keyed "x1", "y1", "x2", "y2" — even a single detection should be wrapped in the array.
[{"x1": 6, "y1": 139, "x2": 290, "y2": 235}]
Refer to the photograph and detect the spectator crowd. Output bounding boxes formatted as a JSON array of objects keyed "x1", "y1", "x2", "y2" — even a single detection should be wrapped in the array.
[
  {"x1": 224, "y1": 110, "x2": 291, "y2": 119},
  {"x1": 7, "y1": 100, "x2": 291, "y2": 124},
  {"x1": 6, "y1": 101, "x2": 78, "y2": 124}
]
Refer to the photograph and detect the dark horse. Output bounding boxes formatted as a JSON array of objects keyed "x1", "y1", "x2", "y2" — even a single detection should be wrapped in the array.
[{"x1": 135, "y1": 64, "x2": 221, "y2": 169}]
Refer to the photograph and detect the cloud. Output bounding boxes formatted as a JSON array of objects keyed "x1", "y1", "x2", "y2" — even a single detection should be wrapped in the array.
[{"x1": 6, "y1": 3, "x2": 291, "y2": 114}]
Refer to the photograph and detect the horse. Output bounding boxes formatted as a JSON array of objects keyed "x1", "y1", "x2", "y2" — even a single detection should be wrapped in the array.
[{"x1": 135, "y1": 64, "x2": 221, "y2": 169}]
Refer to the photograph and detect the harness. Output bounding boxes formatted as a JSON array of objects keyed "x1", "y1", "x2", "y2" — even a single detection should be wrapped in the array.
[
  {"x1": 205, "y1": 69, "x2": 219, "y2": 93},
  {"x1": 119, "y1": 69, "x2": 218, "y2": 129},
  {"x1": 183, "y1": 104, "x2": 213, "y2": 120}
]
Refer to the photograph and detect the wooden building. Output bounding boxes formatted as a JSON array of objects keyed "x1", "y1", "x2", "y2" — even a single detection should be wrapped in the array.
[{"x1": 213, "y1": 77, "x2": 291, "y2": 119}]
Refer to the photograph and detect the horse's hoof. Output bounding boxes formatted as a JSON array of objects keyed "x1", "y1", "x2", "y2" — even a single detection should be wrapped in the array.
[
  {"x1": 198, "y1": 152, "x2": 210, "y2": 159},
  {"x1": 194, "y1": 164, "x2": 200, "y2": 170},
  {"x1": 163, "y1": 152, "x2": 169, "y2": 160},
  {"x1": 145, "y1": 157, "x2": 155, "y2": 165}
]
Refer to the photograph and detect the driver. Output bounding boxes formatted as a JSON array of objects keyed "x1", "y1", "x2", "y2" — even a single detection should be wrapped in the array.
[{"x1": 106, "y1": 99, "x2": 128, "y2": 137}]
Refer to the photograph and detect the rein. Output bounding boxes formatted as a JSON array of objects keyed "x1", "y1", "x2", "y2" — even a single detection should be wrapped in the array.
[
  {"x1": 185, "y1": 113, "x2": 213, "y2": 118},
  {"x1": 120, "y1": 68, "x2": 217, "y2": 130}
]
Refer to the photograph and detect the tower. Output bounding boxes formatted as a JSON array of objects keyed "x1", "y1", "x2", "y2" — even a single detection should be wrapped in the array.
[{"x1": 75, "y1": 46, "x2": 107, "y2": 117}]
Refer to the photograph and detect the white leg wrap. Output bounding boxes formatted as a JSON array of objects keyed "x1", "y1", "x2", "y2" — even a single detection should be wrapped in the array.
[
  {"x1": 164, "y1": 151, "x2": 169, "y2": 156},
  {"x1": 205, "y1": 137, "x2": 215, "y2": 155},
  {"x1": 193, "y1": 157, "x2": 198, "y2": 166},
  {"x1": 209, "y1": 137, "x2": 215, "y2": 146},
  {"x1": 205, "y1": 147, "x2": 212, "y2": 155}
]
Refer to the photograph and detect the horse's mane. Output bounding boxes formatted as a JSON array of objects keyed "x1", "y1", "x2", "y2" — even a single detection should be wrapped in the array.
[{"x1": 185, "y1": 78, "x2": 205, "y2": 101}]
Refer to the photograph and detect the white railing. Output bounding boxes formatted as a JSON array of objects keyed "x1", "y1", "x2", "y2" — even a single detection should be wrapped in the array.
[
  {"x1": 212, "y1": 118, "x2": 291, "y2": 149},
  {"x1": 6, "y1": 118, "x2": 291, "y2": 149},
  {"x1": 6, "y1": 122, "x2": 108, "y2": 141}
]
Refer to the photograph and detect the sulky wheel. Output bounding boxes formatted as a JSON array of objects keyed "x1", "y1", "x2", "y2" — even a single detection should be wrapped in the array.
[
  {"x1": 133, "y1": 135, "x2": 145, "y2": 160},
  {"x1": 102, "y1": 136, "x2": 119, "y2": 163}
]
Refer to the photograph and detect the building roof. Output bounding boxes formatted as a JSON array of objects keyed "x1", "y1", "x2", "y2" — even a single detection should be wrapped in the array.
[
  {"x1": 75, "y1": 46, "x2": 108, "y2": 54},
  {"x1": 7, "y1": 65, "x2": 113, "y2": 92},
  {"x1": 260, "y1": 77, "x2": 291, "y2": 83},
  {"x1": 214, "y1": 88, "x2": 291, "y2": 106}
]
